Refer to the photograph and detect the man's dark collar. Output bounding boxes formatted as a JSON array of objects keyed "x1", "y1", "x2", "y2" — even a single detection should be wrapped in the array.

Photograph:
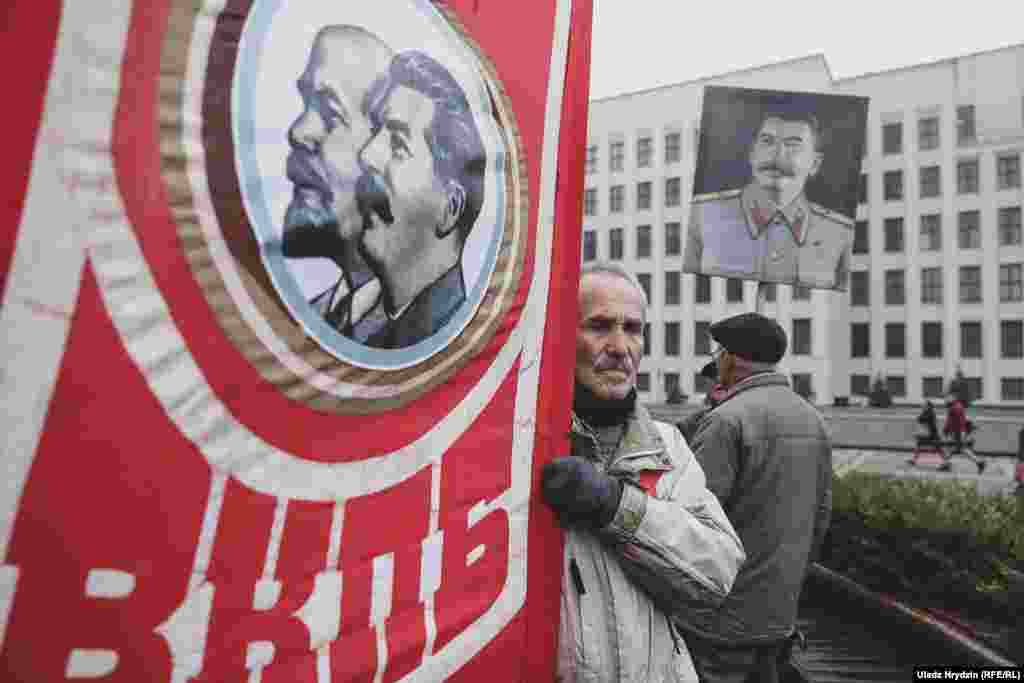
[{"x1": 573, "y1": 380, "x2": 637, "y2": 427}]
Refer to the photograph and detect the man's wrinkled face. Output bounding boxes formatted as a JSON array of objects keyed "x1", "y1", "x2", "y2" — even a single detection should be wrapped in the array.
[
  {"x1": 749, "y1": 116, "x2": 822, "y2": 199},
  {"x1": 356, "y1": 86, "x2": 450, "y2": 275},
  {"x1": 575, "y1": 273, "x2": 645, "y2": 400},
  {"x1": 285, "y1": 30, "x2": 390, "y2": 243}
]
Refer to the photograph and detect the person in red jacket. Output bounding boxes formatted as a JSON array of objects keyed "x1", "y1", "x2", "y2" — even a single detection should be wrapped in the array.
[{"x1": 940, "y1": 395, "x2": 986, "y2": 474}]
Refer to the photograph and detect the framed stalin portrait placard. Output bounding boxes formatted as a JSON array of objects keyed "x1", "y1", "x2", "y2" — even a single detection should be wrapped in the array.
[
  {"x1": 0, "y1": 0, "x2": 592, "y2": 681},
  {"x1": 684, "y1": 85, "x2": 869, "y2": 291}
]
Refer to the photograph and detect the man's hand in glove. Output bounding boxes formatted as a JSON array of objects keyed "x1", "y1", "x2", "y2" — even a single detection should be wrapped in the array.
[{"x1": 541, "y1": 456, "x2": 623, "y2": 528}]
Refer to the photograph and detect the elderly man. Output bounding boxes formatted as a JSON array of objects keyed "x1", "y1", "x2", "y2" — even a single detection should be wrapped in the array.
[
  {"x1": 679, "y1": 313, "x2": 833, "y2": 683},
  {"x1": 684, "y1": 107, "x2": 852, "y2": 289},
  {"x1": 354, "y1": 50, "x2": 487, "y2": 349},
  {"x1": 542, "y1": 261, "x2": 745, "y2": 682},
  {"x1": 283, "y1": 25, "x2": 393, "y2": 341}
]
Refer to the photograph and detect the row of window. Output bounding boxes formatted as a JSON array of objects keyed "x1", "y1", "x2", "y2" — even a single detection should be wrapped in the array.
[
  {"x1": 647, "y1": 318, "x2": 814, "y2": 358},
  {"x1": 638, "y1": 372, "x2": 1024, "y2": 401},
  {"x1": 583, "y1": 178, "x2": 683, "y2": 216},
  {"x1": 633, "y1": 271, "x2": 811, "y2": 307},
  {"x1": 858, "y1": 155, "x2": 1021, "y2": 203},
  {"x1": 583, "y1": 223, "x2": 683, "y2": 259},
  {"x1": 879, "y1": 105, "x2": 978, "y2": 155},
  {"x1": 583, "y1": 206, "x2": 1024, "y2": 262},
  {"x1": 637, "y1": 318, "x2": 1024, "y2": 361},
  {"x1": 853, "y1": 207, "x2": 1023, "y2": 254},
  {"x1": 849, "y1": 264, "x2": 1024, "y2": 305},
  {"x1": 850, "y1": 320, "x2": 1024, "y2": 359},
  {"x1": 849, "y1": 375, "x2": 1024, "y2": 402},
  {"x1": 586, "y1": 132, "x2": 684, "y2": 175}
]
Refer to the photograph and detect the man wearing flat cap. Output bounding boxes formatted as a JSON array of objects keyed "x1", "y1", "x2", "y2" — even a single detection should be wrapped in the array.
[{"x1": 674, "y1": 312, "x2": 833, "y2": 683}]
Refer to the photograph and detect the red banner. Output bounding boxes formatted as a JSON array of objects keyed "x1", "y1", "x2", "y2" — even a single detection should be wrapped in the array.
[{"x1": 0, "y1": 0, "x2": 592, "y2": 680}]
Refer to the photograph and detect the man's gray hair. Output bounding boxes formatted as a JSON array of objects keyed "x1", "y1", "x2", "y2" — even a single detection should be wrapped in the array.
[{"x1": 579, "y1": 260, "x2": 649, "y2": 307}]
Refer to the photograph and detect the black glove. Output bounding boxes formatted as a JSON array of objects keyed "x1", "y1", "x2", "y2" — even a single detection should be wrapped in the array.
[{"x1": 541, "y1": 456, "x2": 623, "y2": 528}]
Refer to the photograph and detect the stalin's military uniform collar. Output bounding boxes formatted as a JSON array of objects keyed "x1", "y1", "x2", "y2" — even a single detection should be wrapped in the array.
[{"x1": 741, "y1": 184, "x2": 809, "y2": 244}]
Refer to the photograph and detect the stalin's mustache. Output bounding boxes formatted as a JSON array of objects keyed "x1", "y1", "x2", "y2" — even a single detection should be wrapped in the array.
[
  {"x1": 756, "y1": 162, "x2": 795, "y2": 177},
  {"x1": 355, "y1": 172, "x2": 394, "y2": 227}
]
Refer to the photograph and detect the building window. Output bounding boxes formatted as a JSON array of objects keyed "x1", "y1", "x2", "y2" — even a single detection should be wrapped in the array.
[
  {"x1": 637, "y1": 273, "x2": 651, "y2": 304},
  {"x1": 957, "y1": 104, "x2": 976, "y2": 145},
  {"x1": 634, "y1": 136, "x2": 653, "y2": 169},
  {"x1": 1000, "y1": 263, "x2": 1023, "y2": 302},
  {"x1": 792, "y1": 318, "x2": 812, "y2": 355},
  {"x1": 959, "y1": 266, "x2": 982, "y2": 303},
  {"x1": 884, "y1": 217, "x2": 904, "y2": 252},
  {"x1": 883, "y1": 170, "x2": 903, "y2": 200},
  {"x1": 920, "y1": 214, "x2": 942, "y2": 251},
  {"x1": 726, "y1": 278, "x2": 744, "y2": 303},
  {"x1": 665, "y1": 271, "x2": 681, "y2": 305},
  {"x1": 762, "y1": 282, "x2": 777, "y2": 302},
  {"x1": 583, "y1": 188, "x2": 597, "y2": 216},
  {"x1": 958, "y1": 210, "x2": 981, "y2": 249},
  {"x1": 1001, "y1": 320, "x2": 1023, "y2": 358},
  {"x1": 887, "y1": 375, "x2": 907, "y2": 398},
  {"x1": 921, "y1": 321, "x2": 943, "y2": 358},
  {"x1": 609, "y1": 228, "x2": 623, "y2": 260},
  {"x1": 1001, "y1": 378, "x2": 1024, "y2": 401},
  {"x1": 636, "y1": 224, "x2": 652, "y2": 258},
  {"x1": 609, "y1": 185, "x2": 625, "y2": 213},
  {"x1": 643, "y1": 323, "x2": 650, "y2": 356},
  {"x1": 923, "y1": 376, "x2": 945, "y2": 399},
  {"x1": 694, "y1": 321, "x2": 711, "y2": 355},
  {"x1": 960, "y1": 321, "x2": 983, "y2": 358},
  {"x1": 851, "y1": 374, "x2": 871, "y2": 396},
  {"x1": 585, "y1": 144, "x2": 597, "y2": 175},
  {"x1": 921, "y1": 267, "x2": 943, "y2": 304},
  {"x1": 664, "y1": 322, "x2": 680, "y2": 356},
  {"x1": 637, "y1": 372, "x2": 650, "y2": 393},
  {"x1": 792, "y1": 373, "x2": 813, "y2": 399},
  {"x1": 665, "y1": 131, "x2": 681, "y2": 164},
  {"x1": 609, "y1": 140, "x2": 624, "y2": 172},
  {"x1": 850, "y1": 270, "x2": 870, "y2": 306},
  {"x1": 792, "y1": 284, "x2": 812, "y2": 301},
  {"x1": 883, "y1": 122, "x2": 902, "y2": 155},
  {"x1": 957, "y1": 159, "x2": 979, "y2": 194},
  {"x1": 665, "y1": 177, "x2": 681, "y2": 207},
  {"x1": 694, "y1": 372, "x2": 714, "y2": 394},
  {"x1": 999, "y1": 207, "x2": 1022, "y2": 246},
  {"x1": 918, "y1": 116, "x2": 940, "y2": 151},
  {"x1": 853, "y1": 220, "x2": 869, "y2": 254},
  {"x1": 920, "y1": 165, "x2": 941, "y2": 198},
  {"x1": 582, "y1": 230, "x2": 596, "y2": 261},
  {"x1": 965, "y1": 378, "x2": 983, "y2": 403},
  {"x1": 664, "y1": 372, "x2": 680, "y2": 399},
  {"x1": 665, "y1": 221, "x2": 681, "y2": 255},
  {"x1": 636, "y1": 181, "x2": 652, "y2": 210},
  {"x1": 858, "y1": 174, "x2": 868, "y2": 204},
  {"x1": 997, "y1": 153, "x2": 1021, "y2": 190},
  {"x1": 695, "y1": 274, "x2": 711, "y2": 304},
  {"x1": 885, "y1": 323, "x2": 906, "y2": 358},
  {"x1": 851, "y1": 323, "x2": 870, "y2": 357}
]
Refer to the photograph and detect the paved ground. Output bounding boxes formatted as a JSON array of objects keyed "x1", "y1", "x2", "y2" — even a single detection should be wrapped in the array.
[{"x1": 832, "y1": 448, "x2": 1022, "y2": 497}]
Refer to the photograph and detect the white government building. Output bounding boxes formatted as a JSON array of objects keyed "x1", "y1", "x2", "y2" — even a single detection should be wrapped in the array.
[{"x1": 582, "y1": 43, "x2": 1024, "y2": 406}]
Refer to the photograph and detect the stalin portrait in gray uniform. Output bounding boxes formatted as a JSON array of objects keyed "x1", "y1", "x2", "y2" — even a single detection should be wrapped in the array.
[{"x1": 683, "y1": 107, "x2": 853, "y2": 290}]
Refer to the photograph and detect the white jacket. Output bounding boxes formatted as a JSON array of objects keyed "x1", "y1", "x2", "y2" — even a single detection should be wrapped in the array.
[{"x1": 558, "y1": 406, "x2": 745, "y2": 682}]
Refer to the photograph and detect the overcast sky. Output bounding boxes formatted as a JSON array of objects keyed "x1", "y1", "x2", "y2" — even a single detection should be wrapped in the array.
[{"x1": 589, "y1": 0, "x2": 1024, "y2": 100}]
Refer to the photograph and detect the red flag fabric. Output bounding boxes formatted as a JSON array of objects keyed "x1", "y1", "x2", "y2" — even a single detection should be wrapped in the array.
[{"x1": 0, "y1": 0, "x2": 592, "y2": 680}]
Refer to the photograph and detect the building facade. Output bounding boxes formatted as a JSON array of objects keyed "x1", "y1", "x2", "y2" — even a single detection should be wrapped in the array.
[{"x1": 583, "y1": 45, "x2": 1024, "y2": 405}]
